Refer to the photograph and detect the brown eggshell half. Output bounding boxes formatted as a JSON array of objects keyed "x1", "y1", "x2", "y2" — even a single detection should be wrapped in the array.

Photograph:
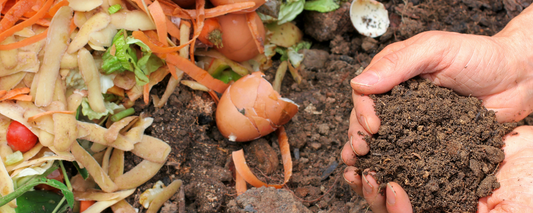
[
  {"x1": 216, "y1": 72, "x2": 298, "y2": 142},
  {"x1": 209, "y1": 0, "x2": 266, "y2": 14},
  {"x1": 216, "y1": 12, "x2": 265, "y2": 62},
  {"x1": 216, "y1": 85, "x2": 261, "y2": 142}
]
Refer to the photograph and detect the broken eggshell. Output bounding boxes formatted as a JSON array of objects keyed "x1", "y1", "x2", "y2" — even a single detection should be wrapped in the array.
[
  {"x1": 350, "y1": 0, "x2": 390, "y2": 38},
  {"x1": 216, "y1": 72, "x2": 298, "y2": 142}
]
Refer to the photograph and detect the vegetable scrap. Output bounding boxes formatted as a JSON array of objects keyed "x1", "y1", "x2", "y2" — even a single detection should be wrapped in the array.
[{"x1": 0, "y1": 0, "x2": 341, "y2": 211}]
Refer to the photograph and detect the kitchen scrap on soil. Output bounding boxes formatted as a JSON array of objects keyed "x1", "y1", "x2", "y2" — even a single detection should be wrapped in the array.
[
  {"x1": 356, "y1": 78, "x2": 516, "y2": 212},
  {"x1": 124, "y1": 0, "x2": 531, "y2": 212}
]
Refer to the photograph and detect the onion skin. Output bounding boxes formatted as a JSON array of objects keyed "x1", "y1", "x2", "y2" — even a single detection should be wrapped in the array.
[
  {"x1": 210, "y1": 0, "x2": 265, "y2": 14},
  {"x1": 216, "y1": 72, "x2": 298, "y2": 142},
  {"x1": 216, "y1": 12, "x2": 265, "y2": 62}
]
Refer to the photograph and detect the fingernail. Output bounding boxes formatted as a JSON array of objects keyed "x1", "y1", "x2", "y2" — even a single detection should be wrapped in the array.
[
  {"x1": 387, "y1": 183, "x2": 397, "y2": 205},
  {"x1": 348, "y1": 136, "x2": 361, "y2": 156},
  {"x1": 343, "y1": 167, "x2": 358, "y2": 184},
  {"x1": 362, "y1": 174, "x2": 373, "y2": 194},
  {"x1": 352, "y1": 71, "x2": 380, "y2": 86},
  {"x1": 359, "y1": 115, "x2": 374, "y2": 134}
]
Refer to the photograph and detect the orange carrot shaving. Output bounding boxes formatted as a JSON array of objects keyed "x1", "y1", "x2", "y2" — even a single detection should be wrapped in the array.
[
  {"x1": 48, "y1": 0, "x2": 68, "y2": 17},
  {"x1": 148, "y1": 0, "x2": 168, "y2": 44},
  {"x1": 165, "y1": 52, "x2": 228, "y2": 94},
  {"x1": 0, "y1": 0, "x2": 36, "y2": 32},
  {"x1": 80, "y1": 200, "x2": 96, "y2": 212},
  {"x1": 27, "y1": 110, "x2": 75, "y2": 123},
  {"x1": 166, "y1": 16, "x2": 180, "y2": 39},
  {"x1": 235, "y1": 169, "x2": 247, "y2": 195},
  {"x1": 160, "y1": 1, "x2": 256, "y2": 19},
  {"x1": 232, "y1": 126, "x2": 293, "y2": 189},
  {"x1": 167, "y1": 63, "x2": 178, "y2": 79},
  {"x1": 0, "y1": 0, "x2": 8, "y2": 12},
  {"x1": 131, "y1": 30, "x2": 188, "y2": 54},
  {"x1": 0, "y1": 29, "x2": 47, "y2": 50},
  {"x1": 143, "y1": 84, "x2": 150, "y2": 104},
  {"x1": 0, "y1": 0, "x2": 53, "y2": 43},
  {"x1": 246, "y1": 12, "x2": 264, "y2": 54},
  {"x1": 131, "y1": 0, "x2": 152, "y2": 13},
  {"x1": 0, "y1": 87, "x2": 30, "y2": 101},
  {"x1": 207, "y1": 90, "x2": 219, "y2": 105},
  {"x1": 0, "y1": 90, "x2": 6, "y2": 97},
  {"x1": 9, "y1": 94, "x2": 32, "y2": 102}
]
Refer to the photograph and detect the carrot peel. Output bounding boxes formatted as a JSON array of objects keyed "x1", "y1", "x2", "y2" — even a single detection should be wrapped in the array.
[
  {"x1": 232, "y1": 126, "x2": 292, "y2": 189},
  {"x1": 165, "y1": 52, "x2": 228, "y2": 94},
  {"x1": 246, "y1": 12, "x2": 264, "y2": 54}
]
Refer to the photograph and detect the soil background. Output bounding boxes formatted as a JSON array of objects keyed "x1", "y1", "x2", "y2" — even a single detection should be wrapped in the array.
[{"x1": 124, "y1": 0, "x2": 533, "y2": 212}]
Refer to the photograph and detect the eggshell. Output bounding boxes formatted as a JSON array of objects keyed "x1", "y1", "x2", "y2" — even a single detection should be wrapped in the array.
[
  {"x1": 216, "y1": 12, "x2": 265, "y2": 62},
  {"x1": 350, "y1": 0, "x2": 390, "y2": 38},
  {"x1": 216, "y1": 86, "x2": 261, "y2": 142},
  {"x1": 209, "y1": 0, "x2": 266, "y2": 14},
  {"x1": 216, "y1": 72, "x2": 298, "y2": 142}
]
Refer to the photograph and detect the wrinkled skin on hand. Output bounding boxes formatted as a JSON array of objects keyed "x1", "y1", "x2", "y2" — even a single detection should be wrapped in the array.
[{"x1": 342, "y1": 5, "x2": 533, "y2": 213}]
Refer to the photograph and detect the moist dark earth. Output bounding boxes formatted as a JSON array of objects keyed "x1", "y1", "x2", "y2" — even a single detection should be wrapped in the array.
[
  {"x1": 355, "y1": 78, "x2": 516, "y2": 212},
  {"x1": 120, "y1": 0, "x2": 533, "y2": 212}
]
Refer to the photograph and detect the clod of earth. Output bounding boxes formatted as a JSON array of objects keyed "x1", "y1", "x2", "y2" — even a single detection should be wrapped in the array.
[{"x1": 356, "y1": 78, "x2": 516, "y2": 212}]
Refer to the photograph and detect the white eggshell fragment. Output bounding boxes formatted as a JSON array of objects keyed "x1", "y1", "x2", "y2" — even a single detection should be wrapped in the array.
[{"x1": 350, "y1": 0, "x2": 390, "y2": 38}]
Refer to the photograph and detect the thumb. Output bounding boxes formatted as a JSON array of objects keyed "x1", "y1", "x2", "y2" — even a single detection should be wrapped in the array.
[
  {"x1": 351, "y1": 32, "x2": 461, "y2": 95},
  {"x1": 386, "y1": 182, "x2": 413, "y2": 213}
]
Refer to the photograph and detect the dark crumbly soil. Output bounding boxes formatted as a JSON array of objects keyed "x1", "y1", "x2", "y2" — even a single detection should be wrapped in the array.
[
  {"x1": 356, "y1": 78, "x2": 516, "y2": 212},
  {"x1": 122, "y1": 0, "x2": 533, "y2": 212}
]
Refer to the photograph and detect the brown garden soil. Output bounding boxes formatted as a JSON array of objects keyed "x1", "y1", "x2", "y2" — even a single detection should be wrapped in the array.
[
  {"x1": 356, "y1": 78, "x2": 516, "y2": 212},
  {"x1": 122, "y1": 0, "x2": 533, "y2": 212}
]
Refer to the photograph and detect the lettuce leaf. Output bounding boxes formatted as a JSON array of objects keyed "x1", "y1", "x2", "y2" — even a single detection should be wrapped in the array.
[
  {"x1": 278, "y1": 0, "x2": 305, "y2": 25},
  {"x1": 304, "y1": 0, "x2": 339, "y2": 13},
  {"x1": 101, "y1": 30, "x2": 164, "y2": 86},
  {"x1": 80, "y1": 98, "x2": 125, "y2": 120}
]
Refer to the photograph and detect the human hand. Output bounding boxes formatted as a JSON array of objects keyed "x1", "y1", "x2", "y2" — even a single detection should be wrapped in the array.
[
  {"x1": 341, "y1": 6, "x2": 533, "y2": 212},
  {"x1": 342, "y1": 126, "x2": 533, "y2": 213}
]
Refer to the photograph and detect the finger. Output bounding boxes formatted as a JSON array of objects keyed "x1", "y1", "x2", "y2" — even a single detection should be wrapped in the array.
[
  {"x1": 350, "y1": 32, "x2": 462, "y2": 95},
  {"x1": 343, "y1": 166, "x2": 363, "y2": 196},
  {"x1": 366, "y1": 40, "x2": 408, "y2": 69},
  {"x1": 385, "y1": 182, "x2": 413, "y2": 213},
  {"x1": 353, "y1": 91, "x2": 380, "y2": 134},
  {"x1": 362, "y1": 171, "x2": 387, "y2": 213},
  {"x1": 501, "y1": 126, "x2": 533, "y2": 157},
  {"x1": 341, "y1": 140, "x2": 357, "y2": 166},
  {"x1": 482, "y1": 84, "x2": 533, "y2": 122},
  {"x1": 478, "y1": 197, "x2": 490, "y2": 213},
  {"x1": 348, "y1": 108, "x2": 371, "y2": 156}
]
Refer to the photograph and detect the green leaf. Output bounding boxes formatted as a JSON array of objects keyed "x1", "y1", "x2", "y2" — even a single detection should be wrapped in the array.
[
  {"x1": 0, "y1": 168, "x2": 74, "y2": 209},
  {"x1": 275, "y1": 47, "x2": 289, "y2": 61},
  {"x1": 73, "y1": 161, "x2": 89, "y2": 180},
  {"x1": 15, "y1": 190, "x2": 67, "y2": 213},
  {"x1": 108, "y1": 4, "x2": 122, "y2": 14},
  {"x1": 213, "y1": 70, "x2": 242, "y2": 84},
  {"x1": 304, "y1": 0, "x2": 340, "y2": 13},
  {"x1": 80, "y1": 98, "x2": 125, "y2": 120},
  {"x1": 278, "y1": 0, "x2": 305, "y2": 25},
  {"x1": 293, "y1": 41, "x2": 312, "y2": 52}
]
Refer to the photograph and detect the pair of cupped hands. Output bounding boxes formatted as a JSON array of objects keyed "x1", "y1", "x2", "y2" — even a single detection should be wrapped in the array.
[{"x1": 342, "y1": 6, "x2": 533, "y2": 213}]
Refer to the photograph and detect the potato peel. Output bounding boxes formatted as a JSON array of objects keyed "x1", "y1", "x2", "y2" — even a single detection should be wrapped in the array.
[{"x1": 232, "y1": 126, "x2": 292, "y2": 189}]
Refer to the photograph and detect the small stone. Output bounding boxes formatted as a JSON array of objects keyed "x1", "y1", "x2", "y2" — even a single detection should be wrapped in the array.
[
  {"x1": 304, "y1": 3, "x2": 352, "y2": 42},
  {"x1": 361, "y1": 37, "x2": 378, "y2": 52},
  {"x1": 246, "y1": 139, "x2": 279, "y2": 175},
  {"x1": 301, "y1": 49, "x2": 329, "y2": 70},
  {"x1": 294, "y1": 187, "x2": 310, "y2": 197},
  {"x1": 309, "y1": 142, "x2": 322, "y2": 150},
  {"x1": 317, "y1": 124, "x2": 330, "y2": 135}
]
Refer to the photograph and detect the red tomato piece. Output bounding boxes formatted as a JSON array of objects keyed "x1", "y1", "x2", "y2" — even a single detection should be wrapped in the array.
[{"x1": 6, "y1": 121, "x2": 38, "y2": 152}]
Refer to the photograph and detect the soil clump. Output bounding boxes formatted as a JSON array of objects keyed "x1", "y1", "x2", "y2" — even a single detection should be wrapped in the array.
[{"x1": 356, "y1": 78, "x2": 516, "y2": 212}]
